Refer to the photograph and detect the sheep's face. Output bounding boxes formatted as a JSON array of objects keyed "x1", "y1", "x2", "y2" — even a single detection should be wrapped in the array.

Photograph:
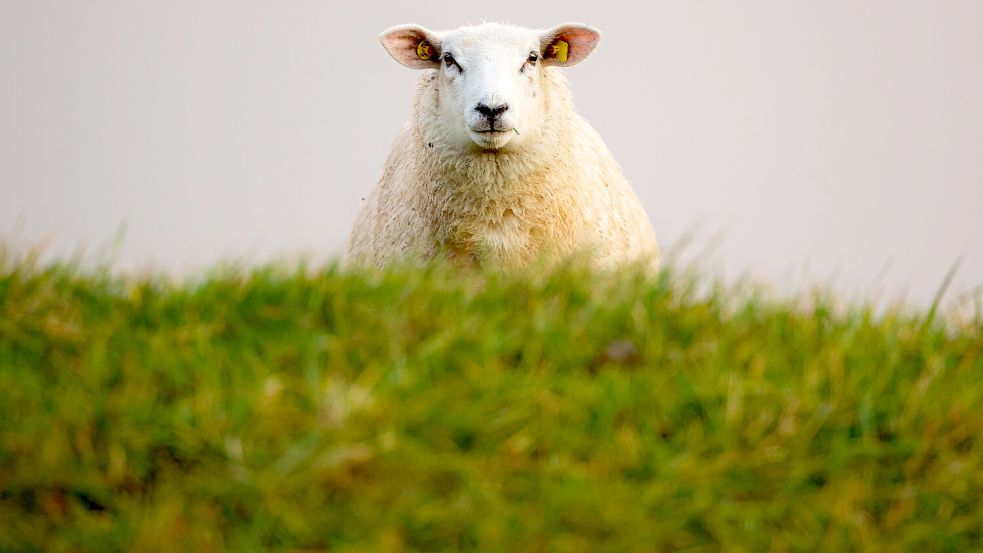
[{"x1": 380, "y1": 23, "x2": 600, "y2": 152}]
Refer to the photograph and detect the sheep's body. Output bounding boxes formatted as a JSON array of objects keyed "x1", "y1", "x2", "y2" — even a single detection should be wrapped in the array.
[{"x1": 347, "y1": 23, "x2": 658, "y2": 269}]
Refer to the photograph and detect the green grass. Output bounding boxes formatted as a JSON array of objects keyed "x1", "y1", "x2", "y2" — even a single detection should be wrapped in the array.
[{"x1": 1, "y1": 250, "x2": 982, "y2": 552}]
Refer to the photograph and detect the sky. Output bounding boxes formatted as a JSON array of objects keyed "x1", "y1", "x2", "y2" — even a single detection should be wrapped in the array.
[{"x1": 2, "y1": 1, "x2": 981, "y2": 307}]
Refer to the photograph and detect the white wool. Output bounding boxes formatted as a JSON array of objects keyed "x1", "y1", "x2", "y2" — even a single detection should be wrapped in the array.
[{"x1": 347, "y1": 22, "x2": 659, "y2": 269}]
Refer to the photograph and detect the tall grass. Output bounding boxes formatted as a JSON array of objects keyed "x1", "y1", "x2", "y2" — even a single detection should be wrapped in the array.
[{"x1": 1, "y1": 250, "x2": 981, "y2": 551}]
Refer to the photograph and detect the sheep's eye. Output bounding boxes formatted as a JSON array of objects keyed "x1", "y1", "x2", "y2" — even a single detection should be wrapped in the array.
[
  {"x1": 521, "y1": 52, "x2": 539, "y2": 72},
  {"x1": 442, "y1": 53, "x2": 459, "y2": 70}
]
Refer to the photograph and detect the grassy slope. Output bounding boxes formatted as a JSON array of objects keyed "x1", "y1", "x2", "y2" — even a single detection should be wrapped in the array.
[{"x1": 1, "y1": 254, "x2": 982, "y2": 552}]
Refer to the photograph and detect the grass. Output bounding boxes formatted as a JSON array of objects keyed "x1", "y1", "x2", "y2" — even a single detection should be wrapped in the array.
[{"x1": 1, "y1": 249, "x2": 982, "y2": 552}]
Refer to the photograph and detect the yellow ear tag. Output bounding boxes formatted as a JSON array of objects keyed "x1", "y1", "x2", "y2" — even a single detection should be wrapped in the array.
[
  {"x1": 550, "y1": 40, "x2": 569, "y2": 64},
  {"x1": 416, "y1": 41, "x2": 433, "y2": 61}
]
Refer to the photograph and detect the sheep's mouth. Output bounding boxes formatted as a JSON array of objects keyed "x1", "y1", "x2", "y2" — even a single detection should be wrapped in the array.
[
  {"x1": 467, "y1": 125, "x2": 517, "y2": 150},
  {"x1": 469, "y1": 129, "x2": 513, "y2": 145}
]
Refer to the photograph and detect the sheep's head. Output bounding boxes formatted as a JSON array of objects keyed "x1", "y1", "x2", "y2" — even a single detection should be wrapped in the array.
[{"x1": 380, "y1": 22, "x2": 600, "y2": 152}]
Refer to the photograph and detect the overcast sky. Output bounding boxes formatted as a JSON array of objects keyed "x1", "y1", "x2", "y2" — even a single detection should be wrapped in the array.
[{"x1": 2, "y1": 1, "x2": 981, "y2": 307}]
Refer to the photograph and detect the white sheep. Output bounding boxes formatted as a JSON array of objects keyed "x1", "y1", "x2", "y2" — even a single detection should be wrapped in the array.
[{"x1": 347, "y1": 22, "x2": 659, "y2": 269}]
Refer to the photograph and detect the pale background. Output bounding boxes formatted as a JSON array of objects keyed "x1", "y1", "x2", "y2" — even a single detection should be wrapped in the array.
[{"x1": 2, "y1": 1, "x2": 981, "y2": 306}]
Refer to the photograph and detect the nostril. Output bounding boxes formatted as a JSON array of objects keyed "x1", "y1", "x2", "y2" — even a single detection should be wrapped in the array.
[
  {"x1": 475, "y1": 103, "x2": 509, "y2": 118},
  {"x1": 491, "y1": 103, "x2": 509, "y2": 116}
]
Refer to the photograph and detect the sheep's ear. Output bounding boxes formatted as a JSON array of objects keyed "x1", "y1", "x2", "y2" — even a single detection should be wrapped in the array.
[
  {"x1": 540, "y1": 24, "x2": 601, "y2": 67},
  {"x1": 379, "y1": 24, "x2": 441, "y2": 69}
]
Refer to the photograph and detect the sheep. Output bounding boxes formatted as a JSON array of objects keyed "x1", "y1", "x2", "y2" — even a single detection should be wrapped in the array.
[{"x1": 347, "y1": 22, "x2": 659, "y2": 270}]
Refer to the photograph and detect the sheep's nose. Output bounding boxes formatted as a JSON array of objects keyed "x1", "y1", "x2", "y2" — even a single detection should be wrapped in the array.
[{"x1": 475, "y1": 103, "x2": 509, "y2": 119}]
